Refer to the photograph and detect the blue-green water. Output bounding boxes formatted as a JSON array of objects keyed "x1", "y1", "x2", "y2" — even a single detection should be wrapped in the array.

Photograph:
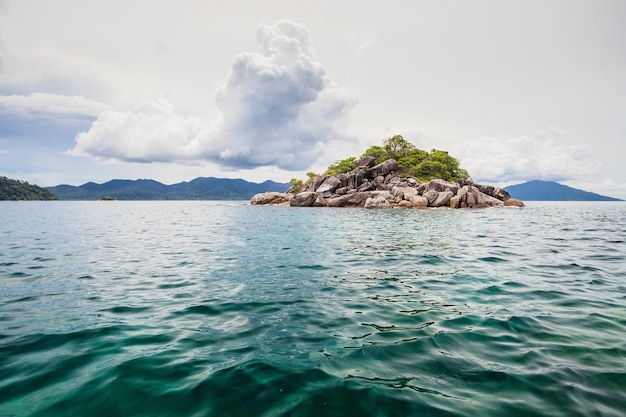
[{"x1": 1, "y1": 201, "x2": 625, "y2": 416}]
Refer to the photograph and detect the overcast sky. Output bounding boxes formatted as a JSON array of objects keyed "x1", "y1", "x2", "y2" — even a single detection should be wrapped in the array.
[{"x1": 1, "y1": 0, "x2": 625, "y2": 198}]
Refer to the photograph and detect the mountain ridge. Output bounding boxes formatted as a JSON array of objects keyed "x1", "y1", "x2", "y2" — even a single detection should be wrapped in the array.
[
  {"x1": 505, "y1": 180, "x2": 623, "y2": 201},
  {"x1": 47, "y1": 177, "x2": 290, "y2": 200}
]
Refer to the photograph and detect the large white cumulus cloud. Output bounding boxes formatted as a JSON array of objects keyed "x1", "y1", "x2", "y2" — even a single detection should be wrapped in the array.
[
  {"x1": 70, "y1": 98, "x2": 206, "y2": 162},
  {"x1": 69, "y1": 20, "x2": 355, "y2": 170}
]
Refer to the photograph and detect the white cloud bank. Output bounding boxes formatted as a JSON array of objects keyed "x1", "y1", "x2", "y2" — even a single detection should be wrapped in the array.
[
  {"x1": 69, "y1": 19, "x2": 355, "y2": 170},
  {"x1": 449, "y1": 129, "x2": 601, "y2": 184},
  {"x1": 0, "y1": 93, "x2": 105, "y2": 118}
]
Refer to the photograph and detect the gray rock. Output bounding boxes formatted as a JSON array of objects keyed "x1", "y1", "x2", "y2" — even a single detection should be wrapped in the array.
[
  {"x1": 479, "y1": 193, "x2": 505, "y2": 207},
  {"x1": 391, "y1": 186, "x2": 404, "y2": 202},
  {"x1": 290, "y1": 192, "x2": 318, "y2": 207},
  {"x1": 313, "y1": 194, "x2": 327, "y2": 207},
  {"x1": 366, "y1": 159, "x2": 399, "y2": 180},
  {"x1": 424, "y1": 179, "x2": 459, "y2": 195},
  {"x1": 335, "y1": 186, "x2": 349, "y2": 195},
  {"x1": 410, "y1": 195, "x2": 429, "y2": 207},
  {"x1": 327, "y1": 192, "x2": 374, "y2": 208},
  {"x1": 356, "y1": 181, "x2": 374, "y2": 192},
  {"x1": 373, "y1": 175, "x2": 385, "y2": 186},
  {"x1": 355, "y1": 155, "x2": 377, "y2": 168},
  {"x1": 423, "y1": 189, "x2": 439, "y2": 205},
  {"x1": 336, "y1": 173, "x2": 350, "y2": 188},
  {"x1": 348, "y1": 169, "x2": 367, "y2": 189},
  {"x1": 449, "y1": 195, "x2": 461, "y2": 209},
  {"x1": 307, "y1": 175, "x2": 327, "y2": 192},
  {"x1": 402, "y1": 186, "x2": 418, "y2": 200},
  {"x1": 316, "y1": 176, "x2": 341, "y2": 194},
  {"x1": 364, "y1": 195, "x2": 392, "y2": 209},
  {"x1": 431, "y1": 190, "x2": 454, "y2": 207},
  {"x1": 461, "y1": 180, "x2": 511, "y2": 201},
  {"x1": 250, "y1": 192, "x2": 292, "y2": 205},
  {"x1": 504, "y1": 198, "x2": 524, "y2": 207}
]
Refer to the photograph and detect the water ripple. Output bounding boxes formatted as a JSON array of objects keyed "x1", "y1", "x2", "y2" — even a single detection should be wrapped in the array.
[{"x1": 0, "y1": 201, "x2": 625, "y2": 416}]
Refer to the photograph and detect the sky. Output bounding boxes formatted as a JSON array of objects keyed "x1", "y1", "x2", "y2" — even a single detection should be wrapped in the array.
[{"x1": 1, "y1": 0, "x2": 625, "y2": 198}]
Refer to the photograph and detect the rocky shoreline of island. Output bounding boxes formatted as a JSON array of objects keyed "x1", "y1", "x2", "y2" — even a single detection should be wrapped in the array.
[{"x1": 251, "y1": 157, "x2": 524, "y2": 209}]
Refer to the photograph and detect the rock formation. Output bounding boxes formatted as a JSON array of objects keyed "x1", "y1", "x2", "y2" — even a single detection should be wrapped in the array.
[{"x1": 251, "y1": 159, "x2": 523, "y2": 209}]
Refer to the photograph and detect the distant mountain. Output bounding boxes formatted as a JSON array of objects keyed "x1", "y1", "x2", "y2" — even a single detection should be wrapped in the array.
[
  {"x1": 505, "y1": 180, "x2": 623, "y2": 201},
  {"x1": 1, "y1": 176, "x2": 58, "y2": 200},
  {"x1": 47, "y1": 177, "x2": 290, "y2": 200}
]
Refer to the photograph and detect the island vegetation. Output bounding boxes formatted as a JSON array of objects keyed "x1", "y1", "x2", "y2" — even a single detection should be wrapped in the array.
[
  {"x1": 288, "y1": 135, "x2": 469, "y2": 193},
  {"x1": 0, "y1": 176, "x2": 58, "y2": 200}
]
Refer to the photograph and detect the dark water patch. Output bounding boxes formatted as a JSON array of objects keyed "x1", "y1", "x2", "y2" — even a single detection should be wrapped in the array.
[
  {"x1": 158, "y1": 281, "x2": 195, "y2": 289},
  {"x1": 478, "y1": 256, "x2": 508, "y2": 263},
  {"x1": 102, "y1": 305, "x2": 154, "y2": 314}
]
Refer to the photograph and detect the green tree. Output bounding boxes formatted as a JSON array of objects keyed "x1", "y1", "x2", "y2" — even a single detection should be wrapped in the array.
[
  {"x1": 324, "y1": 156, "x2": 357, "y2": 176},
  {"x1": 361, "y1": 145, "x2": 389, "y2": 164},
  {"x1": 383, "y1": 134, "x2": 415, "y2": 160},
  {"x1": 288, "y1": 178, "x2": 304, "y2": 193},
  {"x1": 428, "y1": 149, "x2": 469, "y2": 182}
]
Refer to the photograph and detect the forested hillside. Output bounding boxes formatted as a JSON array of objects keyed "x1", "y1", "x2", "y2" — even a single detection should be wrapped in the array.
[{"x1": 0, "y1": 176, "x2": 58, "y2": 200}]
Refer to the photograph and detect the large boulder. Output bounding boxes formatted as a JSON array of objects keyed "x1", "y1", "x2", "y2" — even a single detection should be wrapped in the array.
[
  {"x1": 335, "y1": 186, "x2": 349, "y2": 195},
  {"x1": 402, "y1": 186, "x2": 418, "y2": 200},
  {"x1": 410, "y1": 195, "x2": 429, "y2": 207},
  {"x1": 366, "y1": 159, "x2": 399, "y2": 180},
  {"x1": 504, "y1": 198, "x2": 524, "y2": 207},
  {"x1": 355, "y1": 155, "x2": 377, "y2": 168},
  {"x1": 364, "y1": 195, "x2": 392, "y2": 209},
  {"x1": 316, "y1": 176, "x2": 341, "y2": 194},
  {"x1": 290, "y1": 192, "x2": 318, "y2": 207},
  {"x1": 327, "y1": 192, "x2": 374, "y2": 208},
  {"x1": 313, "y1": 194, "x2": 327, "y2": 207},
  {"x1": 346, "y1": 169, "x2": 367, "y2": 190},
  {"x1": 430, "y1": 190, "x2": 454, "y2": 207},
  {"x1": 478, "y1": 192, "x2": 505, "y2": 207},
  {"x1": 391, "y1": 186, "x2": 404, "y2": 202},
  {"x1": 306, "y1": 175, "x2": 327, "y2": 192},
  {"x1": 251, "y1": 192, "x2": 292, "y2": 205},
  {"x1": 336, "y1": 173, "x2": 350, "y2": 188},
  {"x1": 461, "y1": 180, "x2": 511, "y2": 201},
  {"x1": 424, "y1": 179, "x2": 459, "y2": 195},
  {"x1": 423, "y1": 189, "x2": 439, "y2": 205},
  {"x1": 356, "y1": 181, "x2": 374, "y2": 192}
]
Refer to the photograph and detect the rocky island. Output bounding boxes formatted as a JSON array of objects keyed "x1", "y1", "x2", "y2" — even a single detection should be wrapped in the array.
[{"x1": 251, "y1": 135, "x2": 524, "y2": 209}]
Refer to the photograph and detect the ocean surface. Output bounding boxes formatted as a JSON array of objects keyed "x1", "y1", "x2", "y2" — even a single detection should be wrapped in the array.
[{"x1": 1, "y1": 201, "x2": 625, "y2": 417}]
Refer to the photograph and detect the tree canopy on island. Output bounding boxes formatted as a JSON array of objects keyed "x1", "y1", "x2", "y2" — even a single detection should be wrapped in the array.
[
  {"x1": 291, "y1": 135, "x2": 469, "y2": 189},
  {"x1": 0, "y1": 176, "x2": 59, "y2": 200}
]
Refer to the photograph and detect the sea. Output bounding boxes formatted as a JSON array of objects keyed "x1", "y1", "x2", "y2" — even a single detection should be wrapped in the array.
[{"x1": 1, "y1": 201, "x2": 625, "y2": 417}]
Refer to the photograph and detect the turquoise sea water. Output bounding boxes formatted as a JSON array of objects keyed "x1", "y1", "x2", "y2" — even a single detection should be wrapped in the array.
[{"x1": 1, "y1": 201, "x2": 625, "y2": 416}]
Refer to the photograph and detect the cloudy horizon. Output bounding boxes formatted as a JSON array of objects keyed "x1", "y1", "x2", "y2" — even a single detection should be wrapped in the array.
[{"x1": 1, "y1": 0, "x2": 625, "y2": 199}]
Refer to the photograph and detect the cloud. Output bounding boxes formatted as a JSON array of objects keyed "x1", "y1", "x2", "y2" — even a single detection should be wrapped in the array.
[
  {"x1": 0, "y1": 93, "x2": 107, "y2": 143},
  {"x1": 68, "y1": 98, "x2": 207, "y2": 162},
  {"x1": 449, "y1": 130, "x2": 601, "y2": 183},
  {"x1": 0, "y1": 93, "x2": 105, "y2": 118},
  {"x1": 70, "y1": 19, "x2": 355, "y2": 170}
]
